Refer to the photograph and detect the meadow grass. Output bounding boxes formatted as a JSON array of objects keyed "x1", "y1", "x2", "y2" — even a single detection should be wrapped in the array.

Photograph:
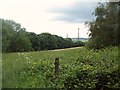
[{"x1": 2, "y1": 46, "x2": 119, "y2": 88}]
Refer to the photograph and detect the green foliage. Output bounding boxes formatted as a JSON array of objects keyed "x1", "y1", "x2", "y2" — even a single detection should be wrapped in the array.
[
  {"x1": 73, "y1": 41, "x2": 85, "y2": 47},
  {"x1": 2, "y1": 19, "x2": 15, "y2": 52},
  {"x1": 2, "y1": 19, "x2": 32, "y2": 52},
  {"x1": 86, "y1": 38, "x2": 104, "y2": 49},
  {"x1": 2, "y1": 46, "x2": 119, "y2": 88},
  {"x1": 38, "y1": 33, "x2": 58, "y2": 50},
  {"x1": 64, "y1": 38, "x2": 73, "y2": 48},
  {"x1": 9, "y1": 31, "x2": 32, "y2": 52},
  {"x1": 86, "y1": 2, "x2": 120, "y2": 49},
  {"x1": 37, "y1": 33, "x2": 74, "y2": 50},
  {"x1": 28, "y1": 32, "x2": 41, "y2": 51}
]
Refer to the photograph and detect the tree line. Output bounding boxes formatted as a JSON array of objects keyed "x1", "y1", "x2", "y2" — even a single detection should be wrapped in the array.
[{"x1": 2, "y1": 19, "x2": 85, "y2": 52}]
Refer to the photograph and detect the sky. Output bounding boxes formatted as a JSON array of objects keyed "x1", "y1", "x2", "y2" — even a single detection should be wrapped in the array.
[{"x1": 0, "y1": 0, "x2": 107, "y2": 38}]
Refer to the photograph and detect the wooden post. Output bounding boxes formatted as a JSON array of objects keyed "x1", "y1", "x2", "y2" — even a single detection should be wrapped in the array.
[{"x1": 54, "y1": 58, "x2": 59, "y2": 78}]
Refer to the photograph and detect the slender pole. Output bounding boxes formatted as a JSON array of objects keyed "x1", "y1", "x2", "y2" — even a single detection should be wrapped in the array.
[
  {"x1": 78, "y1": 28, "x2": 79, "y2": 41},
  {"x1": 66, "y1": 34, "x2": 68, "y2": 38}
]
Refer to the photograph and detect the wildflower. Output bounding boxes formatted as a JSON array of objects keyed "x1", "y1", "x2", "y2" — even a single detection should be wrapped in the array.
[
  {"x1": 26, "y1": 57, "x2": 29, "y2": 60},
  {"x1": 28, "y1": 62, "x2": 31, "y2": 64},
  {"x1": 18, "y1": 52, "x2": 20, "y2": 55}
]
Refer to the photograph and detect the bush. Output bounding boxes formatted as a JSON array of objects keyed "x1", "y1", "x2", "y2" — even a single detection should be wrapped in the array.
[
  {"x1": 64, "y1": 69, "x2": 120, "y2": 89},
  {"x1": 86, "y1": 38, "x2": 105, "y2": 50},
  {"x1": 64, "y1": 69, "x2": 96, "y2": 89}
]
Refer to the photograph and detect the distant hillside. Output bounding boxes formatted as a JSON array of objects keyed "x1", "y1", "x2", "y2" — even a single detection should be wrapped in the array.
[{"x1": 71, "y1": 38, "x2": 89, "y2": 42}]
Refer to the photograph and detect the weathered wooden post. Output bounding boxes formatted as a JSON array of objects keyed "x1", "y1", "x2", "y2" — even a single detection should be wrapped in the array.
[{"x1": 54, "y1": 58, "x2": 59, "y2": 79}]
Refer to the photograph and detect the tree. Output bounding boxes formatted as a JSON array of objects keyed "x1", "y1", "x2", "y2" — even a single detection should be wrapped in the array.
[
  {"x1": 86, "y1": 2, "x2": 120, "y2": 49},
  {"x1": 2, "y1": 19, "x2": 32, "y2": 52},
  {"x1": 64, "y1": 38, "x2": 73, "y2": 48},
  {"x1": 55, "y1": 36, "x2": 66, "y2": 49},
  {"x1": 9, "y1": 30, "x2": 32, "y2": 52},
  {"x1": 38, "y1": 33, "x2": 58, "y2": 50},
  {"x1": 28, "y1": 32, "x2": 40, "y2": 51}
]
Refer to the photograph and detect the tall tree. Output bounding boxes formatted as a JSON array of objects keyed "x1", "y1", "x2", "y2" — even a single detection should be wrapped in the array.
[
  {"x1": 9, "y1": 30, "x2": 32, "y2": 52},
  {"x1": 86, "y1": 2, "x2": 120, "y2": 49},
  {"x1": 2, "y1": 19, "x2": 32, "y2": 52}
]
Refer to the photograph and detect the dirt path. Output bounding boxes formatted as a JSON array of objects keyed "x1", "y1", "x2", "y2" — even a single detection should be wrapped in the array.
[{"x1": 49, "y1": 47, "x2": 83, "y2": 51}]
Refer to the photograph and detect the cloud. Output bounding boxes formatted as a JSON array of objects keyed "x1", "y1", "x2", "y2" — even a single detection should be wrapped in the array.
[{"x1": 50, "y1": 2, "x2": 98, "y2": 23}]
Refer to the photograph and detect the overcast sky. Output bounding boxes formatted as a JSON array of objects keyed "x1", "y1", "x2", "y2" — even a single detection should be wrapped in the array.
[{"x1": 0, "y1": 0, "x2": 107, "y2": 38}]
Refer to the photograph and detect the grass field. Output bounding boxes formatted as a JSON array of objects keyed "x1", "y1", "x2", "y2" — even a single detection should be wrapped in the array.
[{"x1": 2, "y1": 46, "x2": 119, "y2": 88}]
